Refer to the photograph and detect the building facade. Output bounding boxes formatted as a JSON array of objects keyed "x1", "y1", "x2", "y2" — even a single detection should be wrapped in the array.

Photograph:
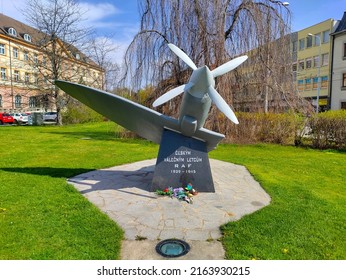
[
  {"x1": 0, "y1": 13, "x2": 104, "y2": 113},
  {"x1": 293, "y1": 19, "x2": 338, "y2": 112},
  {"x1": 330, "y1": 12, "x2": 346, "y2": 110}
]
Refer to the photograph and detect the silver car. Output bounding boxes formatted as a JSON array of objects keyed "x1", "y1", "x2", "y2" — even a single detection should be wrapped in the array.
[
  {"x1": 43, "y1": 112, "x2": 57, "y2": 122},
  {"x1": 10, "y1": 113, "x2": 29, "y2": 124}
]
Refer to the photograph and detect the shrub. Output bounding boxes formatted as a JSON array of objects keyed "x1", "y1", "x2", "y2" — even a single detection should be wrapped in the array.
[
  {"x1": 62, "y1": 100, "x2": 104, "y2": 124},
  {"x1": 223, "y1": 112, "x2": 299, "y2": 145},
  {"x1": 308, "y1": 110, "x2": 346, "y2": 150}
]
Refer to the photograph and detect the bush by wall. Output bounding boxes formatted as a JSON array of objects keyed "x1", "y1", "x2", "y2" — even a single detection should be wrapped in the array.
[
  {"x1": 308, "y1": 110, "x2": 346, "y2": 150},
  {"x1": 222, "y1": 112, "x2": 300, "y2": 145},
  {"x1": 220, "y1": 110, "x2": 345, "y2": 150}
]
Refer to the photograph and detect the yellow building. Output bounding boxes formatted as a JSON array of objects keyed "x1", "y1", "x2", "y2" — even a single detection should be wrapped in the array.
[
  {"x1": 294, "y1": 19, "x2": 338, "y2": 111},
  {"x1": 0, "y1": 13, "x2": 104, "y2": 113}
]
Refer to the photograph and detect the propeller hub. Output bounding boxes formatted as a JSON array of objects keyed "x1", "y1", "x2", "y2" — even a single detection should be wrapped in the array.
[{"x1": 188, "y1": 66, "x2": 215, "y2": 98}]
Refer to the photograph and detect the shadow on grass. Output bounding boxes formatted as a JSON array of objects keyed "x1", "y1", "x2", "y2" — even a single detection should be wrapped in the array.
[
  {"x1": 41, "y1": 131, "x2": 146, "y2": 143},
  {"x1": 0, "y1": 167, "x2": 94, "y2": 179},
  {"x1": 1, "y1": 165, "x2": 155, "y2": 196}
]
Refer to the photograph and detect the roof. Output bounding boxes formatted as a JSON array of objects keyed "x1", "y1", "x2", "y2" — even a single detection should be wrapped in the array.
[
  {"x1": 0, "y1": 13, "x2": 41, "y2": 45},
  {"x1": 0, "y1": 13, "x2": 102, "y2": 70},
  {"x1": 332, "y1": 12, "x2": 346, "y2": 35}
]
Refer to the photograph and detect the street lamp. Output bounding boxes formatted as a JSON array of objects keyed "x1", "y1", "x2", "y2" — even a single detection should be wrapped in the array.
[{"x1": 308, "y1": 33, "x2": 321, "y2": 113}]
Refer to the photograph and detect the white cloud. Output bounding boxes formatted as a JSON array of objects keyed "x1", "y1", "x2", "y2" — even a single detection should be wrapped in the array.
[{"x1": 79, "y1": 2, "x2": 121, "y2": 25}]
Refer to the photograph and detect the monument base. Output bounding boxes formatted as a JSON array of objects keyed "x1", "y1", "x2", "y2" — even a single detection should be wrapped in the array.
[{"x1": 151, "y1": 129, "x2": 215, "y2": 192}]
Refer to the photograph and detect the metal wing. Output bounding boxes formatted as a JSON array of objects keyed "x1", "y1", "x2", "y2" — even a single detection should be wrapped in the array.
[{"x1": 55, "y1": 80, "x2": 224, "y2": 151}]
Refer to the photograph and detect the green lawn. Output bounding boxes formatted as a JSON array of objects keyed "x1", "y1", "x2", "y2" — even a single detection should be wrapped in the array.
[
  {"x1": 210, "y1": 144, "x2": 345, "y2": 260},
  {"x1": 0, "y1": 122, "x2": 345, "y2": 259},
  {"x1": 0, "y1": 122, "x2": 158, "y2": 259}
]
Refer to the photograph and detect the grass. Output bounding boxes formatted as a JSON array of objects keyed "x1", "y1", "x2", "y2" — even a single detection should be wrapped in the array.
[
  {"x1": 210, "y1": 144, "x2": 345, "y2": 260},
  {"x1": 0, "y1": 122, "x2": 345, "y2": 259},
  {"x1": 0, "y1": 122, "x2": 158, "y2": 259}
]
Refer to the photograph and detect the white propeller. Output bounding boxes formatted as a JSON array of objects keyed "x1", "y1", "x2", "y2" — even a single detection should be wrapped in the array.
[
  {"x1": 168, "y1": 43, "x2": 197, "y2": 70},
  {"x1": 153, "y1": 84, "x2": 186, "y2": 107},
  {"x1": 153, "y1": 43, "x2": 247, "y2": 124},
  {"x1": 208, "y1": 86, "x2": 239, "y2": 124},
  {"x1": 211, "y1": 55, "x2": 248, "y2": 78}
]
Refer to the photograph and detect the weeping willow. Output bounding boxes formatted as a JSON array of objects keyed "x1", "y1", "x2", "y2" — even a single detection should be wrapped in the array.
[{"x1": 123, "y1": 0, "x2": 308, "y2": 132}]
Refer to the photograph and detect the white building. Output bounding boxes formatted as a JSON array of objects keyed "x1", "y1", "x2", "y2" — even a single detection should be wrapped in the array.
[{"x1": 330, "y1": 12, "x2": 346, "y2": 110}]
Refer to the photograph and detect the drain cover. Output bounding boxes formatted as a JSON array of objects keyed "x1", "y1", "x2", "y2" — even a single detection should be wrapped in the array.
[{"x1": 155, "y1": 239, "x2": 190, "y2": 258}]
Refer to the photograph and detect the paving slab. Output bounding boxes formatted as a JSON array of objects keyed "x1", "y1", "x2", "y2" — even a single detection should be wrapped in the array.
[{"x1": 68, "y1": 159, "x2": 271, "y2": 259}]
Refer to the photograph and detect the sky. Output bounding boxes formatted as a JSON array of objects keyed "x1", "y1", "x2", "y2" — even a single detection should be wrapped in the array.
[{"x1": 1, "y1": 0, "x2": 345, "y2": 63}]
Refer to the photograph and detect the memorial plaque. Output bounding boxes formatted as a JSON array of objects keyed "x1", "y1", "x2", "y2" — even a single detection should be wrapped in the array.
[{"x1": 151, "y1": 129, "x2": 215, "y2": 193}]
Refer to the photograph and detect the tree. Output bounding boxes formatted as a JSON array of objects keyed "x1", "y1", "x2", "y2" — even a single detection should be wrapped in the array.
[
  {"x1": 123, "y1": 0, "x2": 307, "y2": 133},
  {"x1": 22, "y1": 0, "x2": 94, "y2": 125},
  {"x1": 85, "y1": 36, "x2": 120, "y2": 92}
]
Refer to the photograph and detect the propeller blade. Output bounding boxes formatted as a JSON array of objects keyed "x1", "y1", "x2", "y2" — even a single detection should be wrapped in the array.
[
  {"x1": 211, "y1": 55, "x2": 248, "y2": 78},
  {"x1": 168, "y1": 43, "x2": 197, "y2": 70},
  {"x1": 153, "y1": 84, "x2": 186, "y2": 107},
  {"x1": 208, "y1": 86, "x2": 239, "y2": 124}
]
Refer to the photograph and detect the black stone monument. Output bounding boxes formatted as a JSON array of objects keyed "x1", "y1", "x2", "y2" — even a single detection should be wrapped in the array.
[{"x1": 151, "y1": 129, "x2": 215, "y2": 193}]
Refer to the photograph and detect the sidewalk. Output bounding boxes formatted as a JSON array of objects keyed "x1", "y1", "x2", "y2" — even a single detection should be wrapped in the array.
[{"x1": 68, "y1": 159, "x2": 271, "y2": 259}]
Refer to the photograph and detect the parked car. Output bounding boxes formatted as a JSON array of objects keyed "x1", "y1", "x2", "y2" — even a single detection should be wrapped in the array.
[
  {"x1": 10, "y1": 113, "x2": 29, "y2": 125},
  {"x1": 0, "y1": 113, "x2": 14, "y2": 125},
  {"x1": 43, "y1": 112, "x2": 57, "y2": 122}
]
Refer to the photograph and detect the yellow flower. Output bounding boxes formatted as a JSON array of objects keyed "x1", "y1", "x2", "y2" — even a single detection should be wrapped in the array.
[{"x1": 282, "y1": 248, "x2": 289, "y2": 254}]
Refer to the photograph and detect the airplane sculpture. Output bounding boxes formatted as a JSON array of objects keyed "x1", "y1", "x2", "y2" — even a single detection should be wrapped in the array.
[{"x1": 55, "y1": 43, "x2": 247, "y2": 152}]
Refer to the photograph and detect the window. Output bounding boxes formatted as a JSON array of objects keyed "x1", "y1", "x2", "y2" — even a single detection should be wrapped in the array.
[
  {"x1": 34, "y1": 74, "x2": 39, "y2": 84},
  {"x1": 34, "y1": 54, "x2": 38, "y2": 64},
  {"x1": 25, "y1": 72, "x2": 30, "y2": 83},
  {"x1": 292, "y1": 41, "x2": 297, "y2": 52},
  {"x1": 29, "y1": 96, "x2": 37, "y2": 108},
  {"x1": 24, "y1": 34, "x2": 32, "y2": 42},
  {"x1": 313, "y1": 77, "x2": 319, "y2": 89},
  {"x1": 306, "y1": 58, "x2": 312, "y2": 69},
  {"x1": 14, "y1": 70, "x2": 20, "y2": 82},
  {"x1": 0, "y1": 94, "x2": 2, "y2": 107},
  {"x1": 24, "y1": 51, "x2": 29, "y2": 61},
  {"x1": 343, "y1": 43, "x2": 346, "y2": 59},
  {"x1": 322, "y1": 53, "x2": 329, "y2": 66},
  {"x1": 305, "y1": 78, "x2": 312, "y2": 90},
  {"x1": 13, "y1": 47, "x2": 18, "y2": 59},
  {"x1": 306, "y1": 36, "x2": 313, "y2": 48},
  {"x1": 0, "y1": 44, "x2": 5, "y2": 55},
  {"x1": 292, "y1": 63, "x2": 297, "y2": 72},
  {"x1": 342, "y1": 73, "x2": 346, "y2": 88},
  {"x1": 299, "y1": 38, "x2": 305, "y2": 50},
  {"x1": 313, "y1": 55, "x2": 320, "y2": 67},
  {"x1": 1, "y1": 68, "x2": 6, "y2": 80},
  {"x1": 322, "y1": 30, "x2": 330, "y2": 43},
  {"x1": 341, "y1": 102, "x2": 346, "y2": 109},
  {"x1": 298, "y1": 60, "x2": 305, "y2": 70},
  {"x1": 15, "y1": 95, "x2": 22, "y2": 108},
  {"x1": 314, "y1": 33, "x2": 321, "y2": 46},
  {"x1": 8, "y1": 27, "x2": 17, "y2": 36},
  {"x1": 298, "y1": 79, "x2": 304, "y2": 91},
  {"x1": 321, "y1": 76, "x2": 328, "y2": 88}
]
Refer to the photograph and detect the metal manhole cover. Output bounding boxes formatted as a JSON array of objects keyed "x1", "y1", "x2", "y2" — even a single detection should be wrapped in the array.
[{"x1": 155, "y1": 239, "x2": 190, "y2": 258}]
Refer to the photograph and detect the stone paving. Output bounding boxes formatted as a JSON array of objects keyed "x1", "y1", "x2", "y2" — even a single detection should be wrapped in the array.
[{"x1": 68, "y1": 158, "x2": 271, "y2": 259}]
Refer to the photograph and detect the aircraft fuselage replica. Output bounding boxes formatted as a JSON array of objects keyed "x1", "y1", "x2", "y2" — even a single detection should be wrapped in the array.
[{"x1": 56, "y1": 43, "x2": 247, "y2": 192}]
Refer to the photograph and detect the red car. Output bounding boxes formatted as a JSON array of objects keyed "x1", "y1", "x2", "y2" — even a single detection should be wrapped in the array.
[{"x1": 0, "y1": 113, "x2": 14, "y2": 125}]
